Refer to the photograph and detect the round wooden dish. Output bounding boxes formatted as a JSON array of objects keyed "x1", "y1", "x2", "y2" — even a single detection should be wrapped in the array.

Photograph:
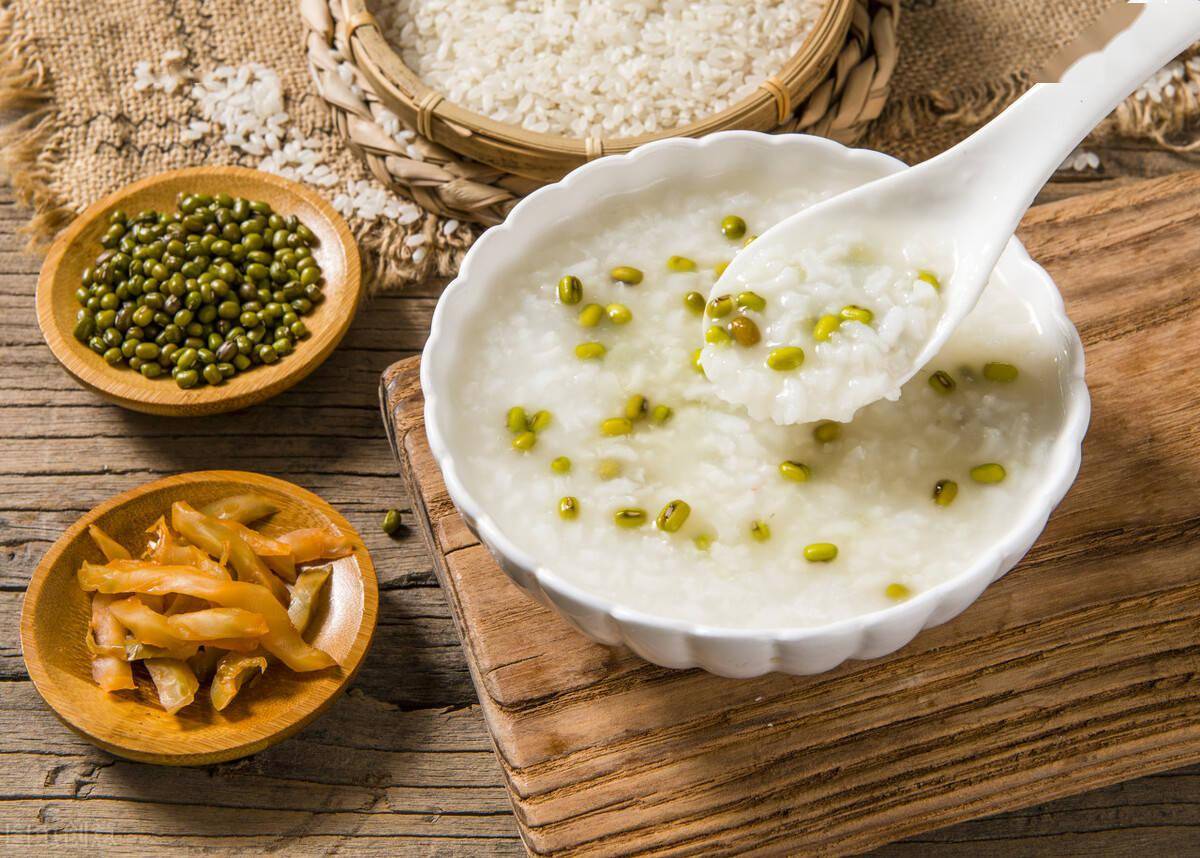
[
  {"x1": 19, "y1": 471, "x2": 379, "y2": 766},
  {"x1": 342, "y1": 0, "x2": 857, "y2": 182},
  {"x1": 36, "y1": 166, "x2": 362, "y2": 416}
]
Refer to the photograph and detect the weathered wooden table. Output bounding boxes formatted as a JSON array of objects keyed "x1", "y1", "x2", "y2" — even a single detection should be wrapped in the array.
[{"x1": 2, "y1": 148, "x2": 1199, "y2": 854}]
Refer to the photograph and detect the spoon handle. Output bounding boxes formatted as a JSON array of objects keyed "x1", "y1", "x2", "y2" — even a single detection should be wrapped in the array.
[{"x1": 946, "y1": 0, "x2": 1200, "y2": 236}]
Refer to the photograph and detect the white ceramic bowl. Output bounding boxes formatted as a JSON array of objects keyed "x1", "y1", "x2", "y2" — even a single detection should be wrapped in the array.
[{"x1": 421, "y1": 131, "x2": 1091, "y2": 678}]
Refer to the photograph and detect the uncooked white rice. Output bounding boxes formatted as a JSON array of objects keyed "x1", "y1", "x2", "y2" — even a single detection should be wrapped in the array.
[
  {"x1": 132, "y1": 53, "x2": 190, "y2": 95},
  {"x1": 131, "y1": 57, "x2": 431, "y2": 226},
  {"x1": 370, "y1": 0, "x2": 825, "y2": 138}
]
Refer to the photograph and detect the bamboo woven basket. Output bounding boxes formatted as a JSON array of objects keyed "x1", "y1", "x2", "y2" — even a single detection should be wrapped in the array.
[{"x1": 302, "y1": 0, "x2": 900, "y2": 225}]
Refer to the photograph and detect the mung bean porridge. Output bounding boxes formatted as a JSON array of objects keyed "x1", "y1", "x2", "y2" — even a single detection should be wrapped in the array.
[
  {"x1": 701, "y1": 229, "x2": 947, "y2": 425},
  {"x1": 447, "y1": 167, "x2": 1067, "y2": 629}
]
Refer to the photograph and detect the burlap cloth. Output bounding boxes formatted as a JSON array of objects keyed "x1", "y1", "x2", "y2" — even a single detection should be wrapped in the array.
[{"x1": 2, "y1": 0, "x2": 1198, "y2": 292}]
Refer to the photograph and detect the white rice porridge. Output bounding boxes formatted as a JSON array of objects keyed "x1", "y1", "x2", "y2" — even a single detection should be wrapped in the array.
[
  {"x1": 447, "y1": 169, "x2": 1067, "y2": 630},
  {"x1": 701, "y1": 232, "x2": 946, "y2": 425}
]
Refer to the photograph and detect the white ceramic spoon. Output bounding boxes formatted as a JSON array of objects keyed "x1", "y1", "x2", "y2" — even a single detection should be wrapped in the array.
[{"x1": 705, "y1": 0, "x2": 1200, "y2": 425}]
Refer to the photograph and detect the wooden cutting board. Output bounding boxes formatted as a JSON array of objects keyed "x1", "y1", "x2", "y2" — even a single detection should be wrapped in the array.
[{"x1": 380, "y1": 171, "x2": 1200, "y2": 856}]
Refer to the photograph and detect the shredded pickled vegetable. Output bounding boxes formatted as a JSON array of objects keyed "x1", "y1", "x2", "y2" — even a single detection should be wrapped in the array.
[
  {"x1": 200, "y1": 493, "x2": 278, "y2": 524},
  {"x1": 224, "y1": 520, "x2": 297, "y2": 582},
  {"x1": 144, "y1": 659, "x2": 199, "y2": 714},
  {"x1": 210, "y1": 653, "x2": 268, "y2": 711},
  {"x1": 107, "y1": 597, "x2": 185, "y2": 649},
  {"x1": 276, "y1": 528, "x2": 354, "y2": 564},
  {"x1": 88, "y1": 525, "x2": 131, "y2": 562},
  {"x1": 288, "y1": 566, "x2": 332, "y2": 634},
  {"x1": 146, "y1": 517, "x2": 230, "y2": 579},
  {"x1": 167, "y1": 607, "x2": 269, "y2": 641},
  {"x1": 87, "y1": 636, "x2": 200, "y2": 662},
  {"x1": 211, "y1": 565, "x2": 334, "y2": 710},
  {"x1": 164, "y1": 594, "x2": 210, "y2": 616},
  {"x1": 223, "y1": 523, "x2": 290, "y2": 556},
  {"x1": 172, "y1": 502, "x2": 290, "y2": 603},
  {"x1": 79, "y1": 563, "x2": 335, "y2": 672},
  {"x1": 87, "y1": 527, "x2": 138, "y2": 691},
  {"x1": 72, "y1": 492, "x2": 345, "y2": 714},
  {"x1": 89, "y1": 594, "x2": 135, "y2": 692}
]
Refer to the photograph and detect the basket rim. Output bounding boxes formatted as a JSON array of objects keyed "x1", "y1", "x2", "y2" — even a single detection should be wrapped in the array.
[{"x1": 342, "y1": 0, "x2": 856, "y2": 167}]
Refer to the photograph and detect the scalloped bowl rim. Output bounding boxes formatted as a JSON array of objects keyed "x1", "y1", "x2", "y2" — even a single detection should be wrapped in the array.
[{"x1": 421, "y1": 131, "x2": 1090, "y2": 673}]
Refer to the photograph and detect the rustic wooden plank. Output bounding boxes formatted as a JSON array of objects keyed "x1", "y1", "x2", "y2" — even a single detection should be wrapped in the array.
[
  {"x1": 0, "y1": 471, "x2": 415, "y2": 510},
  {"x1": 382, "y1": 170, "x2": 1200, "y2": 855},
  {"x1": 0, "y1": 646, "x2": 521, "y2": 850},
  {"x1": 0, "y1": 836, "x2": 526, "y2": 856},
  {"x1": 0, "y1": 679, "x2": 522, "y2": 846},
  {"x1": 0, "y1": 680, "x2": 494, "y2": 756},
  {"x1": 13, "y1": 798, "x2": 517, "y2": 838},
  {"x1": 881, "y1": 766, "x2": 1200, "y2": 855}
]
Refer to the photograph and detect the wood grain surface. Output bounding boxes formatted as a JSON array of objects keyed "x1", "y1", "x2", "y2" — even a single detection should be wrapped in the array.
[
  {"x1": 381, "y1": 169, "x2": 1200, "y2": 854},
  {"x1": 1, "y1": 152, "x2": 1199, "y2": 854},
  {"x1": 21, "y1": 470, "x2": 378, "y2": 766},
  {"x1": 36, "y1": 166, "x2": 362, "y2": 416}
]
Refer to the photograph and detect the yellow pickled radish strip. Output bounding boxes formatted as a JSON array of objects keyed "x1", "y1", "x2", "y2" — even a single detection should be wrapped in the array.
[
  {"x1": 146, "y1": 518, "x2": 230, "y2": 579},
  {"x1": 275, "y1": 527, "x2": 354, "y2": 564},
  {"x1": 87, "y1": 637, "x2": 200, "y2": 662},
  {"x1": 88, "y1": 593, "x2": 135, "y2": 692},
  {"x1": 199, "y1": 493, "x2": 279, "y2": 524},
  {"x1": 77, "y1": 562, "x2": 335, "y2": 672},
  {"x1": 213, "y1": 566, "x2": 333, "y2": 711},
  {"x1": 166, "y1": 607, "x2": 269, "y2": 641},
  {"x1": 223, "y1": 519, "x2": 297, "y2": 582},
  {"x1": 103, "y1": 557, "x2": 226, "y2": 581},
  {"x1": 88, "y1": 525, "x2": 131, "y2": 562},
  {"x1": 172, "y1": 501, "x2": 289, "y2": 604},
  {"x1": 144, "y1": 658, "x2": 200, "y2": 715},
  {"x1": 222, "y1": 521, "x2": 291, "y2": 556},
  {"x1": 164, "y1": 594, "x2": 209, "y2": 616},
  {"x1": 210, "y1": 653, "x2": 269, "y2": 711},
  {"x1": 287, "y1": 566, "x2": 332, "y2": 633},
  {"x1": 108, "y1": 597, "x2": 190, "y2": 649}
]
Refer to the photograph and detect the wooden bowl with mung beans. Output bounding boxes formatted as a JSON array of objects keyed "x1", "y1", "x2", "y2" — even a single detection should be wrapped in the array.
[{"x1": 36, "y1": 166, "x2": 362, "y2": 416}]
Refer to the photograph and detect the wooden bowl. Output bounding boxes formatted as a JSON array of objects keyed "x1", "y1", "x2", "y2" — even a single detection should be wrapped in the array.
[
  {"x1": 19, "y1": 471, "x2": 379, "y2": 765},
  {"x1": 36, "y1": 166, "x2": 362, "y2": 416}
]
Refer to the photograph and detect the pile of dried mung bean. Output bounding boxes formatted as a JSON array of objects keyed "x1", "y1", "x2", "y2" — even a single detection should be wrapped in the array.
[{"x1": 73, "y1": 193, "x2": 324, "y2": 389}]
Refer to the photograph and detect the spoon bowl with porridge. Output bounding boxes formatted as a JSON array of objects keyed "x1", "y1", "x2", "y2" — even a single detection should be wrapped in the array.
[{"x1": 703, "y1": 0, "x2": 1200, "y2": 426}]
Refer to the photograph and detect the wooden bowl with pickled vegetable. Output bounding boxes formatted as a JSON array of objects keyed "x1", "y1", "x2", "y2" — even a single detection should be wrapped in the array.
[
  {"x1": 36, "y1": 166, "x2": 362, "y2": 416},
  {"x1": 19, "y1": 471, "x2": 379, "y2": 765}
]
